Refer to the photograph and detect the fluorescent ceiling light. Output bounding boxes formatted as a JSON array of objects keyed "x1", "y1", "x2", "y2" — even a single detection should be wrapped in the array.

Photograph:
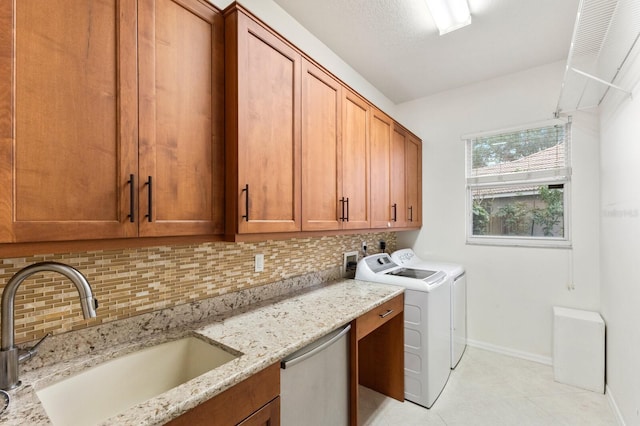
[{"x1": 424, "y1": 0, "x2": 472, "y2": 35}]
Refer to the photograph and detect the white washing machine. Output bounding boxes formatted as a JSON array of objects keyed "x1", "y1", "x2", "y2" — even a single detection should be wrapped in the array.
[
  {"x1": 391, "y1": 248, "x2": 467, "y2": 369},
  {"x1": 355, "y1": 253, "x2": 451, "y2": 408}
]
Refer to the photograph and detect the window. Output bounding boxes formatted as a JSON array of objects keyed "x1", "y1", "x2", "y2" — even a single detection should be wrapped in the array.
[{"x1": 465, "y1": 120, "x2": 571, "y2": 247}]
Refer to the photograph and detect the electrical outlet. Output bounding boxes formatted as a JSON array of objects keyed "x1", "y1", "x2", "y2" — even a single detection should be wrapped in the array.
[
  {"x1": 343, "y1": 251, "x2": 359, "y2": 278},
  {"x1": 254, "y1": 254, "x2": 264, "y2": 272}
]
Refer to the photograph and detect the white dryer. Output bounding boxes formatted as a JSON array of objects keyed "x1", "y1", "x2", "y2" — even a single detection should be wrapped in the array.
[
  {"x1": 391, "y1": 248, "x2": 467, "y2": 369},
  {"x1": 355, "y1": 253, "x2": 451, "y2": 408}
]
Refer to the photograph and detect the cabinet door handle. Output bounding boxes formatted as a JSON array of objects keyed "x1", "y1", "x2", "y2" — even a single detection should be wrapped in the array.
[
  {"x1": 339, "y1": 197, "x2": 345, "y2": 222},
  {"x1": 242, "y1": 184, "x2": 249, "y2": 221},
  {"x1": 379, "y1": 309, "x2": 394, "y2": 319},
  {"x1": 127, "y1": 174, "x2": 135, "y2": 223},
  {"x1": 345, "y1": 197, "x2": 349, "y2": 222},
  {"x1": 144, "y1": 176, "x2": 153, "y2": 222},
  {"x1": 392, "y1": 203, "x2": 397, "y2": 222},
  {"x1": 409, "y1": 205, "x2": 413, "y2": 222}
]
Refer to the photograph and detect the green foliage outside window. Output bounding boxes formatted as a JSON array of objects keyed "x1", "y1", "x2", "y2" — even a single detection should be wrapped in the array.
[
  {"x1": 496, "y1": 201, "x2": 529, "y2": 235},
  {"x1": 472, "y1": 186, "x2": 564, "y2": 238},
  {"x1": 472, "y1": 199, "x2": 490, "y2": 235},
  {"x1": 532, "y1": 186, "x2": 564, "y2": 236}
]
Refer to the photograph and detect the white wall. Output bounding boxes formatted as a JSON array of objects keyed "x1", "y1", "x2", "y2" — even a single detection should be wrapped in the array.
[
  {"x1": 600, "y1": 47, "x2": 640, "y2": 425},
  {"x1": 395, "y1": 61, "x2": 601, "y2": 361},
  {"x1": 210, "y1": 0, "x2": 396, "y2": 114}
]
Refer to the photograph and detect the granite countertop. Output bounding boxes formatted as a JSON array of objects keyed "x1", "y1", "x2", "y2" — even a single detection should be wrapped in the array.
[{"x1": 1, "y1": 278, "x2": 403, "y2": 425}]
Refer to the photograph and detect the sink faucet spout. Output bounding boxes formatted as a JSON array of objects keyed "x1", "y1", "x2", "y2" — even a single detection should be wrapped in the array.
[{"x1": 0, "y1": 262, "x2": 98, "y2": 390}]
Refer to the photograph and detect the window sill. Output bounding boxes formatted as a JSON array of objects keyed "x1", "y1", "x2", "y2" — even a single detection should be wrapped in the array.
[{"x1": 466, "y1": 236, "x2": 572, "y2": 249}]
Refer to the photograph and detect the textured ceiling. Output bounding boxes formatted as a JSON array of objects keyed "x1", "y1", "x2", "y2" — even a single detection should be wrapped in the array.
[{"x1": 272, "y1": 0, "x2": 581, "y2": 104}]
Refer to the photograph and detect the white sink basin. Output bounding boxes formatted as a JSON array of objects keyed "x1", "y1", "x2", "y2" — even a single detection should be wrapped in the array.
[{"x1": 36, "y1": 336, "x2": 238, "y2": 426}]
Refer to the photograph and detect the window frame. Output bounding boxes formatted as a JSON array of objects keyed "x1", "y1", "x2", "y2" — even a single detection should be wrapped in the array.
[{"x1": 464, "y1": 119, "x2": 572, "y2": 248}]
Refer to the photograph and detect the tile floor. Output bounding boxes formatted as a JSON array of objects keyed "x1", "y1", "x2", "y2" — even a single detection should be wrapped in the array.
[{"x1": 359, "y1": 347, "x2": 617, "y2": 425}]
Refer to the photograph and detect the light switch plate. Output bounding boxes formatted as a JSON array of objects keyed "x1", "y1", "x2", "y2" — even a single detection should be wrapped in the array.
[{"x1": 255, "y1": 254, "x2": 264, "y2": 272}]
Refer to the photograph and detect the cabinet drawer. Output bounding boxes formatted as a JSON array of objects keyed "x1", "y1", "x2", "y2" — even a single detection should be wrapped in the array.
[
  {"x1": 238, "y1": 396, "x2": 280, "y2": 426},
  {"x1": 356, "y1": 294, "x2": 403, "y2": 340}
]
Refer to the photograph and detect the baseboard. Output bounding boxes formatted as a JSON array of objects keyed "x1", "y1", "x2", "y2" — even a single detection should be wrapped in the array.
[
  {"x1": 466, "y1": 338, "x2": 553, "y2": 366},
  {"x1": 606, "y1": 384, "x2": 627, "y2": 426}
]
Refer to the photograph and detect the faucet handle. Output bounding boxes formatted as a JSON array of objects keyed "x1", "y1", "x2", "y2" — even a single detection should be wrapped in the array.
[{"x1": 18, "y1": 332, "x2": 52, "y2": 364}]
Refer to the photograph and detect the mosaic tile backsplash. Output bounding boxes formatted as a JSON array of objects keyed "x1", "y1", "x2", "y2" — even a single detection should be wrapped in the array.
[{"x1": 0, "y1": 232, "x2": 396, "y2": 344}]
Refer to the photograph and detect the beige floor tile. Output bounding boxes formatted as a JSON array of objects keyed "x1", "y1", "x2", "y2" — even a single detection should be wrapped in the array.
[
  {"x1": 434, "y1": 397, "x2": 556, "y2": 426},
  {"x1": 358, "y1": 347, "x2": 617, "y2": 426},
  {"x1": 529, "y1": 392, "x2": 617, "y2": 426},
  {"x1": 359, "y1": 386, "x2": 446, "y2": 426}
]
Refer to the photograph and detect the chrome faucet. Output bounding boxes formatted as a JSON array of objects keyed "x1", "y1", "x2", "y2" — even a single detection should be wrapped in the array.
[{"x1": 0, "y1": 262, "x2": 98, "y2": 390}]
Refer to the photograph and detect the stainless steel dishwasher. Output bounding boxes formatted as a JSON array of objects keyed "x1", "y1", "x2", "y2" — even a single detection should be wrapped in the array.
[{"x1": 280, "y1": 324, "x2": 351, "y2": 426}]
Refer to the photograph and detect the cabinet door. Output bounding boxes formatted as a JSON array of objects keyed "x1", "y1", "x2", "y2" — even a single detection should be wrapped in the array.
[
  {"x1": 301, "y1": 60, "x2": 342, "y2": 231},
  {"x1": 390, "y1": 124, "x2": 407, "y2": 227},
  {"x1": 138, "y1": 0, "x2": 224, "y2": 237},
  {"x1": 0, "y1": 0, "x2": 138, "y2": 242},
  {"x1": 228, "y1": 11, "x2": 301, "y2": 234},
  {"x1": 342, "y1": 90, "x2": 370, "y2": 230},
  {"x1": 369, "y1": 108, "x2": 392, "y2": 229},
  {"x1": 405, "y1": 135, "x2": 422, "y2": 227}
]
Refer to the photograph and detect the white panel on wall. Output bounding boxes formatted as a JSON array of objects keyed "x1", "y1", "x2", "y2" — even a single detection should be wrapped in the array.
[{"x1": 553, "y1": 306, "x2": 605, "y2": 393}]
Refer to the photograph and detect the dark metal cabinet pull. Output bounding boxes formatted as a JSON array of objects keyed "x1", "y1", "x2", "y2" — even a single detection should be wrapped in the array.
[
  {"x1": 345, "y1": 197, "x2": 349, "y2": 222},
  {"x1": 339, "y1": 197, "x2": 345, "y2": 222},
  {"x1": 409, "y1": 206, "x2": 413, "y2": 222},
  {"x1": 127, "y1": 174, "x2": 135, "y2": 223},
  {"x1": 392, "y1": 203, "x2": 397, "y2": 222},
  {"x1": 144, "y1": 176, "x2": 153, "y2": 222},
  {"x1": 242, "y1": 184, "x2": 249, "y2": 221}
]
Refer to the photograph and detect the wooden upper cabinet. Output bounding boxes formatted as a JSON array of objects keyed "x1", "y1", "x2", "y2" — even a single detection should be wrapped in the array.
[
  {"x1": 0, "y1": 0, "x2": 138, "y2": 242},
  {"x1": 342, "y1": 90, "x2": 371, "y2": 230},
  {"x1": 301, "y1": 59, "x2": 342, "y2": 231},
  {"x1": 1, "y1": 0, "x2": 419, "y2": 245},
  {"x1": 0, "y1": 0, "x2": 223, "y2": 244},
  {"x1": 390, "y1": 124, "x2": 408, "y2": 228},
  {"x1": 225, "y1": 7, "x2": 302, "y2": 235},
  {"x1": 405, "y1": 134, "x2": 422, "y2": 227},
  {"x1": 391, "y1": 124, "x2": 423, "y2": 229},
  {"x1": 137, "y1": 0, "x2": 224, "y2": 237},
  {"x1": 369, "y1": 108, "x2": 393, "y2": 229}
]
